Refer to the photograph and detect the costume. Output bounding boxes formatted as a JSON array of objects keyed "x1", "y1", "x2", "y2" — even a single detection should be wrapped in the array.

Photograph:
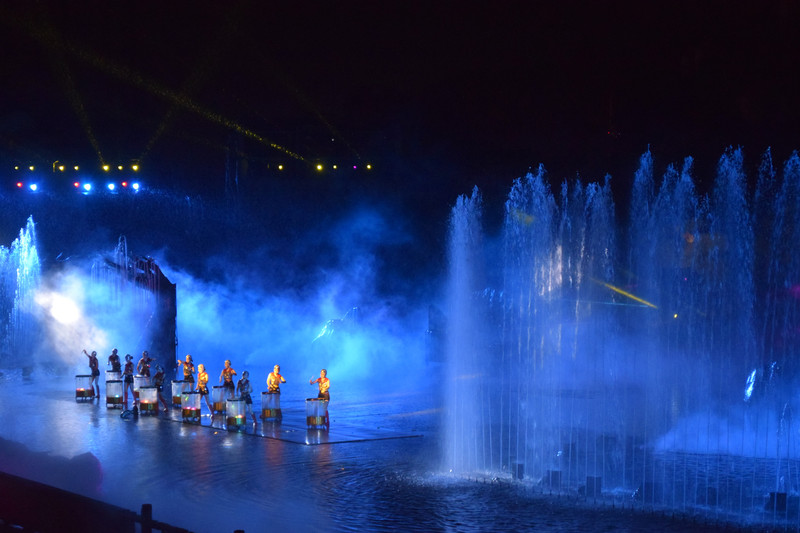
[
  {"x1": 221, "y1": 367, "x2": 236, "y2": 395},
  {"x1": 88, "y1": 354, "x2": 100, "y2": 377},
  {"x1": 137, "y1": 357, "x2": 151, "y2": 377},
  {"x1": 267, "y1": 371, "x2": 284, "y2": 393},
  {"x1": 123, "y1": 362, "x2": 134, "y2": 384},
  {"x1": 313, "y1": 377, "x2": 330, "y2": 401},
  {"x1": 238, "y1": 379, "x2": 253, "y2": 404},
  {"x1": 108, "y1": 353, "x2": 121, "y2": 372},
  {"x1": 197, "y1": 372, "x2": 209, "y2": 395},
  {"x1": 153, "y1": 371, "x2": 165, "y2": 392},
  {"x1": 181, "y1": 362, "x2": 195, "y2": 383}
]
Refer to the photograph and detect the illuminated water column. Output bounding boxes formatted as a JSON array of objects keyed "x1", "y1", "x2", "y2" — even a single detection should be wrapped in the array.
[
  {"x1": 444, "y1": 148, "x2": 800, "y2": 523},
  {"x1": 443, "y1": 187, "x2": 489, "y2": 473},
  {"x1": 0, "y1": 216, "x2": 41, "y2": 368}
]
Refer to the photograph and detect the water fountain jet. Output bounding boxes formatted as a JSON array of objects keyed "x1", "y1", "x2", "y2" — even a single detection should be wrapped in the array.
[{"x1": 444, "y1": 148, "x2": 800, "y2": 525}]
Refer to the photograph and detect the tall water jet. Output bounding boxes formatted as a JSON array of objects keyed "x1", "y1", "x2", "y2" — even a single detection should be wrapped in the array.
[
  {"x1": 0, "y1": 217, "x2": 42, "y2": 371},
  {"x1": 444, "y1": 187, "x2": 488, "y2": 473},
  {"x1": 444, "y1": 148, "x2": 800, "y2": 524}
]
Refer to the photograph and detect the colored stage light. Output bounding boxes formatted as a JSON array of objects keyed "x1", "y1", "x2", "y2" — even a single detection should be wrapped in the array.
[
  {"x1": 316, "y1": 164, "x2": 323, "y2": 171},
  {"x1": 131, "y1": 165, "x2": 139, "y2": 171},
  {"x1": 73, "y1": 182, "x2": 80, "y2": 188},
  {"x1": 102, "y1": 165, "x2": 110, "y2": 172},
  {"x1": 16, "y1": 182, "x2": 23, "y2": 188},
  {"x1": 107, "y1": 183, "x2": 116, "y2": 191},
  {"x1": 29, "y1": 184, "x2": 38, "y2": 191},
  {"x1": 121, "y1": 181, "x2": 128, "y2": 187},
  {"x1": 83, "y1": 183, "x2": 92, "y2": 191},
  {"x1": 132, "y1": 182, "x2": 140, "y2": 190}
]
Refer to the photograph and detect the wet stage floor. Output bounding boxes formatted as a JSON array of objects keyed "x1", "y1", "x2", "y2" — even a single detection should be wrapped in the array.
[
  {"x1": 0, "y1": 368, "x2": 759, "y2": 533},
  {"x1": 160, "y1": 402, "x2": 422, "y2": 446}
]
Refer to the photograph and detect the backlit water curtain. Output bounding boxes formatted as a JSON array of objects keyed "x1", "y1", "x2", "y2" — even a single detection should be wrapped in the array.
[
  {"x1": 444, "y1": 147, "x2": 800, "y2": 521},
  {"x1": 0, "y1": 216, "x2": 41, "y2": 368}
]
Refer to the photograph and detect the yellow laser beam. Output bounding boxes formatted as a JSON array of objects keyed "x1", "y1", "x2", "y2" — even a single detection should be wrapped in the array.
[
  {"x1": 591, "y1": 278, "x2": 658, "y2": 309},
  {"x1": 78, "y1": 50, "x2": 305, "y2": 160},
  {"x1": 16, "y1": 11, "x2": 305, "y2": 162},
  {"x1": 25, "y1": 16, "x2": 106, "y2": 163}
]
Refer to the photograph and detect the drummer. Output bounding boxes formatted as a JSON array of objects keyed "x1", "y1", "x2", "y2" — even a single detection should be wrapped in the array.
[
  {"x1": 267, "y1": 364, "x2": 286, "y2": 394},
  {"x1": 309, "y1": 369, "x2": 330, "y2": 401}
]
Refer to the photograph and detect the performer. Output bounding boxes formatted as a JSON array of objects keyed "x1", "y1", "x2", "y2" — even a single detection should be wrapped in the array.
[
  {"x1": 83, "y1": 349, "x2": 100, "y2": 398},
  {"x1": 152, "y1": 365, "x2": 170, "y2": 412},
  {"x1": 196, "y1": 364, "x2": 212, "y2": 411},
  {"x1": 176, "y1": 354, "x2": 195, "y2": 384},
  {"x1": 267, "y1": 364, "x2": 286, "y2": 394},
  {"x1": 309, "y1": 369, "x2": 330, "y2": 429},
  {"x1": 137, "y1": 350, "x2": 152, "y2": 377},
  {"x1": 107, "y1": 348, "x2": 121, "y2": 373},
  {"x1": 122, "y1": 354, "x2": 135, "y2": 408},
  {"x1": 236, "y1": 370, "x2": 257, "y2": 424},
  {"x1": 219, "y1": 359, "x2": 237, "y2": 399},
  {"x1": 309, "y1": 369, "x2": 330, "y2": 401}
]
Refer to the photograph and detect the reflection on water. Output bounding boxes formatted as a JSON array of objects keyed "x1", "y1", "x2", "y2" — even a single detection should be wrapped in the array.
[{"x1": 0, "y1": 369, "x2": 758, "y2": 532}]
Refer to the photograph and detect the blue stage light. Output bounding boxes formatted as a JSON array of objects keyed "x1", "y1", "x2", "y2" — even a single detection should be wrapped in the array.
[{"x1": 107, "y1": 183, "x2": 116, "y2": 191}]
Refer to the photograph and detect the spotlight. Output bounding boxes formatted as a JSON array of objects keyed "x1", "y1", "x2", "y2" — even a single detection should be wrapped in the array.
[
  {"x1": 121, "y1": 181, "x2": 128, "y2": 187},
  {"x1": 107, "y1": 183, "x2": 116, "y2": 191},
  {"x1": 73, "y1": 182, "x2": 80, "y2": 188},
  {"x1": 316, "y1": 164, "x2": 323, "y2": 171},
  {"x1": 131, "y1": 164, "x2": 139, "y2": 172},
  {"x1": 83, "y1": 183, "x2": 92, "y2": 192},
  {"x1": 117, "y1": 165, "x2": 123, "y2": 171},
  {"x1": 29, "y1": 184, "x2": 38, "y2": 191},
  {"x1": 132, "y1": 182, "x2": 140, "y2": 191},
  {"x1": 102, "y1": 165, "x2": 110, "y2": 172},
  {"x1": 28, "y1": 165, "x2": 35, "y2": 171},
  {"x1": 16, "y1": 182, "x2": 23, "y2": 188}
]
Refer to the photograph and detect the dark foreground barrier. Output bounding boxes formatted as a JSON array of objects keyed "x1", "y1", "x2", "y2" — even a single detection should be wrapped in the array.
[{"x1": 0, "y1": 471, "x2": 191, "y2": 533}]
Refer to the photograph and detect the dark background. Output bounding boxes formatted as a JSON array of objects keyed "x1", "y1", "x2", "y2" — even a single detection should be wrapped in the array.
[{"x1": 2, "y1": 1, "x2": 799, "y2": 285}]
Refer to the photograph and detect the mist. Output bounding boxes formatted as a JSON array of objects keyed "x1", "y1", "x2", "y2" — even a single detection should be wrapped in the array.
[{"x1": 1, "y1": 187, "x2": 442, "y2": 397}]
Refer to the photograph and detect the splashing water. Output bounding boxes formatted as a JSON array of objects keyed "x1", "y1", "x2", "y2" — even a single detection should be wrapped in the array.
[
  {"x1": 0, "y1": 216, "x2": 41, "y2": 370},
  {"x1": 444, "y1": 148, "x2": 800, "y2": 523}
]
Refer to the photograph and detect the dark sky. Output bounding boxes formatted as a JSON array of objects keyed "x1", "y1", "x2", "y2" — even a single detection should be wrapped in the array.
[{"x1": 2, "y1": 1, "x2": 800, "y2": 205}]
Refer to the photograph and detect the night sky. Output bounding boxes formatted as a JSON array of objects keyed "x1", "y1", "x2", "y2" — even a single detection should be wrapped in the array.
[{"x1": 2, "y1": 2, "x2": 800, "y2": 248}]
